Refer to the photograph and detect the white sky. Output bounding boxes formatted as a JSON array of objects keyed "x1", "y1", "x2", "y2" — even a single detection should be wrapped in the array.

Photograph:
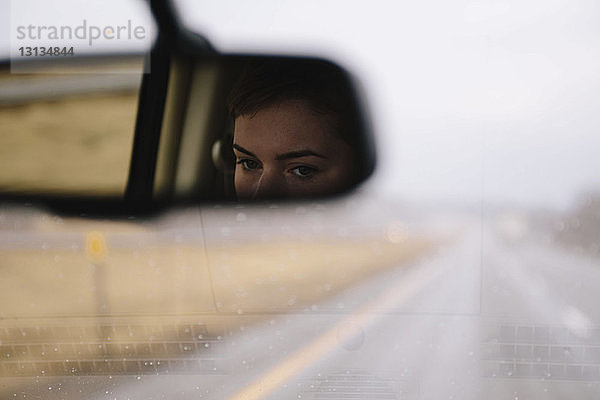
[{"x1": 2, "y1": 0, "x2": 599, "y2": 210}]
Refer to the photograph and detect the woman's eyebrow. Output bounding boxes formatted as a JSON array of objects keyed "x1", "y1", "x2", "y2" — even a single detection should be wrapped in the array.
[
  {"x1": 232, "y1": 144, "x2": 258, "y2": 158},
  {"x1": 275, "y1": 150, "x2": 327, "y2": 161}
]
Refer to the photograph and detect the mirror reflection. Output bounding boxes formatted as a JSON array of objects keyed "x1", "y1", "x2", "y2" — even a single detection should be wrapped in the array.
[
  {"x1": 227, "y1": 59, "x2": 366, "y2": 200},
  {"x1": 176, "y1": 56, "x2": 375, "y2": 203},
  {"x1": 0, "y1": 57, "x2": 143, "y2": 197}
]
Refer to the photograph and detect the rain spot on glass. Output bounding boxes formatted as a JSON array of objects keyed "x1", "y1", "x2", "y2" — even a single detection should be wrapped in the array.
[
  {"x1": 287, "y1": 295, "x2": 297, "y2": 306},
  {"x1": 337, "y1": 227, "x2": 348, "y2": 237},
  {"x1": 236, "y1": 212, "x2": 247, "y2": 222}
]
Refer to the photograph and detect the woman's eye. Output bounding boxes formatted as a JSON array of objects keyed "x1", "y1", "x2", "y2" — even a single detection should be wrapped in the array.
[
  {"x1": 290, "y1": 165, "x2": 317, "y2": 178},
  {"x1": 237, "y1": 158, "x2": 260, "y2": 171}
]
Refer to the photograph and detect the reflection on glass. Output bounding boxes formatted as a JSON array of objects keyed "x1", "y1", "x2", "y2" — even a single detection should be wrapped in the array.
[
  {"x1": 0, "y1": 57, "x2": 142, "y2": 196},
  {"x1": 227, "y1": 60, "x2": 365, "y2": 200}
]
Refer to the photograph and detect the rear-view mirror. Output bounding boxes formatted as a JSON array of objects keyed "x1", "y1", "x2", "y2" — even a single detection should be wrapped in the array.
[{"x1": 0, "y1": 53, "x2": 376, "y2": 215}]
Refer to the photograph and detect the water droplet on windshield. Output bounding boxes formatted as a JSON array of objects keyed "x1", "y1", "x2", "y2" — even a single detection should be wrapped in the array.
[{"x1": 236, "y1": 213, "x2": 247, "y2": 222}]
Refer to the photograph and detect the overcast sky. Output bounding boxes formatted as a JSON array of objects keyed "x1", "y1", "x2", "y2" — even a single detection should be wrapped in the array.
[{"x1": 2, "y1": 0, "x2": 599, "y2": 210}]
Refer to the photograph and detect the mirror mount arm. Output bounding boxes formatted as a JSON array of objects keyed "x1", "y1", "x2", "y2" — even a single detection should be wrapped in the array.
[
  {"x1": 149, "y1": 0, "x2": 180, "y2": 39},
  {"x1": 150, "y1": 0, "x2": 213, "y2": 54}
]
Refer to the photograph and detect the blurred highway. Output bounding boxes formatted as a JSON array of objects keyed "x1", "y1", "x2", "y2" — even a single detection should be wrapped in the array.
[{"x1": 1, "y1": 201, "x2": 599, "y2": 399}]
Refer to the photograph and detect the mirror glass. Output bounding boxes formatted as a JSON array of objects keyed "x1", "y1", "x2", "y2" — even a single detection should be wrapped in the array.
[
  {"x1": 0, "y1": 57, "x2": 144, "y2": 197},
  {"x1": 161, "y1": 56, "x2": 375, "y2": 203}
]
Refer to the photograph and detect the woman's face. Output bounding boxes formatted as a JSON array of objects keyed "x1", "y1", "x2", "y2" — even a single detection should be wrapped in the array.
[{"x1": 233, "y1": 98, "x2": 356, "y2": 200}]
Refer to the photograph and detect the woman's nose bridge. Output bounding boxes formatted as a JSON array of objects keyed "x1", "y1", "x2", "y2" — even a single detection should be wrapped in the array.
[{"x1": 254, "y1": 167, "x2": 285, "y2": 198}]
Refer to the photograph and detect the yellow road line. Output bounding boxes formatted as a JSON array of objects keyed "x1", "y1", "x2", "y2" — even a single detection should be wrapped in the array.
[{"x1": 229, "y1": 259, "x2": 446, "y2": 400}]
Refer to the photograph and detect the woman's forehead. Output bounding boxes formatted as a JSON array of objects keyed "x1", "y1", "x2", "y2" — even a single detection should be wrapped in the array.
[{"x1": 233, "y1": 99, "x2": 341, "y2": 153}]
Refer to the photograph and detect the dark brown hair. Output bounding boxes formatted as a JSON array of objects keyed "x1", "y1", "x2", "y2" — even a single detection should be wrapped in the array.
[{"x1": 227, "y1": 58, "x2": 361, "y2": 147}]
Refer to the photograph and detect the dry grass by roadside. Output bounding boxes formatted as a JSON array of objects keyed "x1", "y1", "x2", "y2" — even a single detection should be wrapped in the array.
[
  {"x1": 207, "y1": 237, "x2": 429, "y2": 313},
  {"x1": 0, "y1": 236, "x2": 428, "y2": 317}
]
